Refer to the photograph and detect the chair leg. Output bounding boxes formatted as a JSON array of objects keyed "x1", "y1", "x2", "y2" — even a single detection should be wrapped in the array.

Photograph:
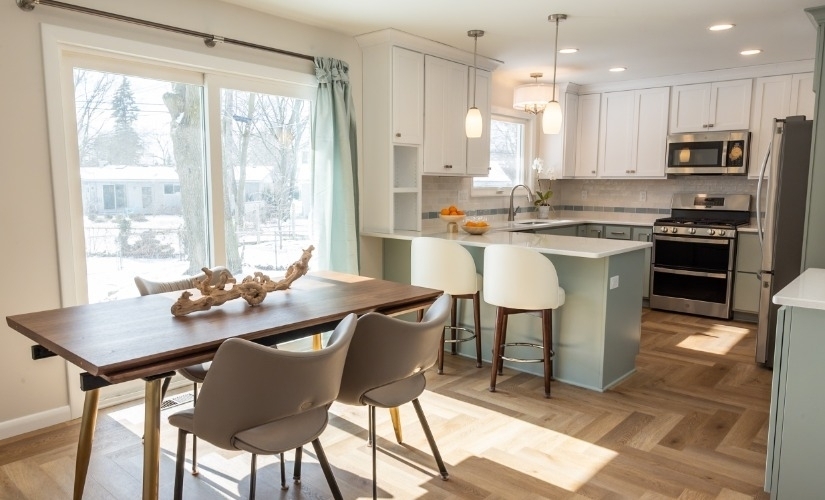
[
  {"x1": 542, "y1": 309, "x2": 554, "y2": 398},
  {"x1": 437, "y1": 326, "x2": 446, "y2": 374},
  {"x1": 279, "y1": 452, "x2": 288, "y2": 490},
  {"x1": 450, "y1": 296, "x2": 459, "y2": 355},
  {"x1": 191, "y1": 383, "x2": 199, "y2": 475},
  {"x1": 498, "y1": 313, "x2": 509, "y2": 375},
  {"x1": 173, "y1": 429, "x2": 187, "y2": 500},
  {"x1": 312, "y1": 438, "x2": 343, "y2": 500},
  {"x1": 370, "y1": 405, "x2": 377, "y2": 500},
  {"x1": 160, "y1": 376, "x2": 172, "y2": 402},
  {"x1": 293, "y1": 446, "x2": 303, "y2": 483},
  {"x1": 249, "y1": 453, "x2": 257, "y2": 500},
  {"x1": 490, "y1": 306, "x2": 505, "y2": 392},
  {"x1": 473, "y1": 291, "x2": 482, "y2": 368},
  {"x1": 412, "y1": 398, "x2": 449, "y2": 480}
]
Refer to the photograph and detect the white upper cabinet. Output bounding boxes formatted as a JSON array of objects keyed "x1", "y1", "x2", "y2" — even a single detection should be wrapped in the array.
[
  {"x1": 466, "y1": 68, "x2": 492, "y2": 176},
  {"x1": 791, "y1": 73, "x2": 815, "y2": 119},
  {"x1": 749, "y1": 75, "x2": 792, "y2": 178},
  {"x1": 669, "y1": 79, "x2": 752, "y2": 133},
  {"x1": 423, "y1": 55, "x2": 469, "y2": 175},
  {"x1": 571, "y1": 93, "x2": 601, "y2": 178},
  {"x1": 391, "y1": 47, "x2": 424, "y2": 145},
  {"x1": 543, "y1": 84, "x2": 578, "y2": 179},
  {"x1": 599, "y1": 87, "x2": 670, "y2": 178}
]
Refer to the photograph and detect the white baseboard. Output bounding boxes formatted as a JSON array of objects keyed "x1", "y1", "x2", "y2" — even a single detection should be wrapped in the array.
[{"x1": 0, "y1": 406, "x2": 72, "y2": 441}]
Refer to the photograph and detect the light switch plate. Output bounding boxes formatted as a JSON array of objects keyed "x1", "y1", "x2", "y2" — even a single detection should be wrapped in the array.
[{"x1": 609, "y1": 276, "x2": 619, "y2": 289}]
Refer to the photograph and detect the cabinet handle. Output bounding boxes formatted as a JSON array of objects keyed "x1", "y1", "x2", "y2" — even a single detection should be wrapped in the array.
[
  {"x1": 444, "y1": 165, "x2": 453, "y2": 169},
  {"x1": 702, "y1": 124, "x2": 709, "y2": 128},
  {"x1": 610, "y1": 231, "x2": 626, "y2": 236},
  {"x1": 395, "y1": 132, "x2": 401, "y2": 137},
  {"x1": 591, "y1": 170, "x2": 596, "y2": 174},
  {"x1": 708, "y1": 124, "x2": 714, "y2": 128}
]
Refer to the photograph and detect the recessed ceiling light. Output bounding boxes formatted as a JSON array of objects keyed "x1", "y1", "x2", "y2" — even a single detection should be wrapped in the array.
[
  {"x1": 740, "y1": 49, "x2": 762, "y2": 56},
  {"x1": 709, "y1": 24, "x2": 735, "y2": 31},
  {"x1": 609, "y1": 67, "x2": 626, "y2": 72},
  {"x1": 559, "y1": 48, "x2": 578, "y2": 54}
]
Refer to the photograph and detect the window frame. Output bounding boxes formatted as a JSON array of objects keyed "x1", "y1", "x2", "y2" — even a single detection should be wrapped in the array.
[{"x1": 471, "y1": 105, "x2": 536, "y2": 198}]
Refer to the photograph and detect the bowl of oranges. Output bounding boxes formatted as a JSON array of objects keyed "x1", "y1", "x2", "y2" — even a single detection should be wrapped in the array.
[
  {"x1": 461, "y1": 217, "x2": 491, "y2": 235},
  {"x1": 438, "y1": 205, "x2": 465, "y2": 223}
]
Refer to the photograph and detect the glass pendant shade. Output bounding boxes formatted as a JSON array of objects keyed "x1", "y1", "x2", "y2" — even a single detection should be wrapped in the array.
[
  {"x1": 465, "y1": 107, "x2": 483, "y2": 138},
  {"x1": 542, "y1": 100, "x2": 562, "y2": 134}
]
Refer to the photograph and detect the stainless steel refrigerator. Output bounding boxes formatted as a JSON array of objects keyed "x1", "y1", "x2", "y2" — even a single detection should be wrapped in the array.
[{"x1": 755, "y1": 116, "x2": 814, "y2": 367}]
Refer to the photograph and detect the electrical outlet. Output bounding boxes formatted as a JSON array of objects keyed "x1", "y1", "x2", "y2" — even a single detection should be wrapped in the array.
[
  {"x1": 609, "y1": 276, "x2": 619, "y2": 289},
  {"x1": 581, "y1": 190, "x2": 588, "y2": 200},
  {"x1": 639, "y1": 191, "x2": 646, "y2": 202},
  {"x1": 458, "y1": 190, "x2": 469, "y2": 202}
]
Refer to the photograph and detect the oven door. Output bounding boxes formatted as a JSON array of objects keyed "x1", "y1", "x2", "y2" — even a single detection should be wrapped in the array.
[{"x1": 649, "y1": 234, "x2": 735, "y2": 318}]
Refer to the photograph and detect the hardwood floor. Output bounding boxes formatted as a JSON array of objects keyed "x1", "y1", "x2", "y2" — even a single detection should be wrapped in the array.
[{"x1": 0, "y1": 309, "x2": 772, "y2": 499}]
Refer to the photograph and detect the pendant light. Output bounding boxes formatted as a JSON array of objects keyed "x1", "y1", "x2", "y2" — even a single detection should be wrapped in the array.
[
  {"x1": 513, "y1": 73, "x2": 554, "y2": 114},
  {"x1": 542, "y1": 14, "x2": 566, "y2": 135},
  {"x1": 465, "y1": 29, "x2": 485, "y2": 138}
]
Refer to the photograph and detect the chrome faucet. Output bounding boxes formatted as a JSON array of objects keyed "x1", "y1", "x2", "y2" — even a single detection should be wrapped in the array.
[{"x1": 508, "y1": 184, "x2": 534, "y2": 221}]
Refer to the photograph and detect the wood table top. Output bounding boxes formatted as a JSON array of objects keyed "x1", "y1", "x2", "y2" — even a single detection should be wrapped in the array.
[{"x1": 6, "y1": 272, "x2": 441, "y2": 384}]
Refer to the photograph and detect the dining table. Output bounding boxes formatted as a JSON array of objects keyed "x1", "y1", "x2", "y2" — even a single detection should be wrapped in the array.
[{"x1": 5, "y1": 270, "x2": 442, "y2": 500}]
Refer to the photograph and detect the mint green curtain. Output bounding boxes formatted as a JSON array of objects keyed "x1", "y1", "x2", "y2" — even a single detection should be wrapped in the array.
[{"x1": 312, "y1": 57, "x2": 359, "y2": 274}]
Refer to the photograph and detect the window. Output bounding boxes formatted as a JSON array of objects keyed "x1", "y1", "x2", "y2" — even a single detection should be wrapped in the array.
[
  {"x1": 163, "y1": 184, "x2": 180, "y2": 194},
  {"x1": 102, "y1": 184, "x2": 126, "y2": 210},
  {"x1": 472, "y1": 111, "x2": 533, "y2": 195}
]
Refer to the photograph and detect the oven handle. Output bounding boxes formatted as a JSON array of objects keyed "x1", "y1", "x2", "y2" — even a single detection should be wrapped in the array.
[
  {"x1": 652, "y1": 266, "x2": 728, "y2": 280},
  {"x1": 652, "y1": 235, "x2": 730, "y2": 245}
]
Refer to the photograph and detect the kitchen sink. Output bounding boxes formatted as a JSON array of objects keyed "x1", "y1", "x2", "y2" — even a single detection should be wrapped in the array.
[{"x1": 515, "y1": 219, "x2": 552, "y2": 225}]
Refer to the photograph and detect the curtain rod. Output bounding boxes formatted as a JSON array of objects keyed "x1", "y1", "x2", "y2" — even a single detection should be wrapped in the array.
[{"x1": 17, "y1": 0, "x2": 316, "y2": 62}]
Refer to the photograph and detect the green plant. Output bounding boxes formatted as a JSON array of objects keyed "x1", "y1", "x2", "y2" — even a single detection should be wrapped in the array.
[{"x1": 533, "y1": 188, "x2": 553, "y2": 207}]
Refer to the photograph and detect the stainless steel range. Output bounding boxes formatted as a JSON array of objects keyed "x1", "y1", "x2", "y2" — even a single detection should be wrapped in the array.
[{"x1": 649, "y1": 193, "x2": 751, "y2": 319}]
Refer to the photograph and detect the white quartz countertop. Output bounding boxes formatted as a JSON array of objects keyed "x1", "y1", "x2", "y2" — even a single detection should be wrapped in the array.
[
  {"x1": 773, "y1": 268, "x2": 825, "y2": 310},
  {"x1": 363, "y1": 225, "x2": 651, "y2": 258}
]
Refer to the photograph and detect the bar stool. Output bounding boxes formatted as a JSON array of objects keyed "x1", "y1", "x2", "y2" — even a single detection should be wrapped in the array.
[
  {"x1": 411, "y1": 237, "x2": 482, "y2": 373},
  {"x1": 483, "y1": 244, "x2": 565, "y2": 398}
]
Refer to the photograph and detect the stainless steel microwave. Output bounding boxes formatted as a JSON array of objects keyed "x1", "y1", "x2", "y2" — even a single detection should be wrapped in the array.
[{"x1": 666, "y1": 130, "x2": 750, "y2": 175}]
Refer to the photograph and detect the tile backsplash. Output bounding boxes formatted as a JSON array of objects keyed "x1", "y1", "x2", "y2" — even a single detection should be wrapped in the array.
[{"x1": 421, "y1": 175, "x2": 759, "y2": 229}]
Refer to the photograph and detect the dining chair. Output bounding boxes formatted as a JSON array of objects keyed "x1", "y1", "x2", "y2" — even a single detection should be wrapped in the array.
[
  {"x1": 296, "y1": 293, "x2": 452, "y2": 499},
  {"x1": 483, "y1": 244, "x2": 565, "y2": 398},
  {"x1": 411, "y1": 237, "x2": 482, "y2": 373},
  {"x1": 168, "y1": 313, "x2": 357, "y2": 500},
  {"x1": 134, "y1": 266, "x2": 228, "y2": 475}
]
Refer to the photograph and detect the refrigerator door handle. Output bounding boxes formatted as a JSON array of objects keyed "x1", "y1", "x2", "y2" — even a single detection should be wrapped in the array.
[{"x1": 756, "y1": 138, "x2": 772, "y2": 254}]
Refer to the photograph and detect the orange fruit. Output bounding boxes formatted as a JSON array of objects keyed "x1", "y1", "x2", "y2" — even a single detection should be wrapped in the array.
[
  {"x1": 448, "y1": 205, "x2": 457, "y2": 212},
  {"x1": 456, "y1": 210, "x2": 465, "y2": 215},
  {"x1": 440, "y1": 208, "x2": 450, "y2": 215}
]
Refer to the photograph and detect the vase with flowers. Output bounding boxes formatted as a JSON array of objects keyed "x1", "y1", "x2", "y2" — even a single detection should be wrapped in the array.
[{"x1": 531, "y1": 158, "x2": 555, "y2": 219}]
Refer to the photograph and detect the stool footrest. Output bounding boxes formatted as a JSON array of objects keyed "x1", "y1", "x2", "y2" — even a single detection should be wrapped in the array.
[
  {"x1": 499, "y1": 342, "x2": 555, "y2": 363},
  {"x1": 443, "y1": 326, "x2": 476, "y2": 344}
]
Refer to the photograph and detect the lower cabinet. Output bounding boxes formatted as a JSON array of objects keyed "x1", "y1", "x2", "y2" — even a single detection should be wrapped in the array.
[
  {"x1": 733, "y1": 232, "x2": 761, "y2": 314},
  {"x1": 535, "y1": 225, "x2": 578, "y2": 236},
  {"x1": 582, "y1": 224, "x2": 604, "y2": 238},
  {"x1": 631, "y1": 227, "x2": 652, "y2": 299}
]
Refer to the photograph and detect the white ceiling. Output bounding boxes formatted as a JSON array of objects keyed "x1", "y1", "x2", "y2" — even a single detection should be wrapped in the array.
[{"x1": 218, "y1": 0, "x2": 822, "y2": 89}]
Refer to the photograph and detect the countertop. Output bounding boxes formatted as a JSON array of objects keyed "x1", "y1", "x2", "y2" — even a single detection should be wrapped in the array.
[
  {"x1": 773, "y1": 268, "x2": 825, "y2": 310},
  {"x1": 363, "y1": 223, "x2": 651, "y2": 258}
]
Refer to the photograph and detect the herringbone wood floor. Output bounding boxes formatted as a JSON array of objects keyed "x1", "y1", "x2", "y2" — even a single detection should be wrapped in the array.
[{"x1": 0, "y1": 309, "x2": 772, "y2": 499}]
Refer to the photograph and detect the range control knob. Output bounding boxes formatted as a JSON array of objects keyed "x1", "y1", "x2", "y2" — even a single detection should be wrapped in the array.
[
  {"x1": 689, "y1": 228, "x2": 696, "y2": 234},
  {"x1": 671, "y1": 227, "x2": 678, "y2": 233},
  {"x1": 719, "y1": 230, "x2": 726, "y2": 236},
  {"x1": 660, "y1": 226, "x2": 668, "y2": 233},
  {"x1": 708, "y1": 229, "x2": 716, "y2": 236}
]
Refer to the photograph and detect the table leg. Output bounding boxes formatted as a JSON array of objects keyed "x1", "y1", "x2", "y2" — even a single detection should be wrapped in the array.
[
  {"x1": 312, "y1": 334, "x2": 322, "y2": 350},
  {"x1": 389, "y1": 407, "x2": 403, "y2": 443},
  {"x1": 142, "y1": 378, "x2": 162, "y2": 500},
  {"x1": 73, "y1": 388, "x2": 100, "y2": 500}
]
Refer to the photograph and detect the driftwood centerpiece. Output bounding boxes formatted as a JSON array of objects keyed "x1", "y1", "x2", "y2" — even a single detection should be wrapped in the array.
[{"x1": 170, "y1": 245, "x2": 314, "y2": 317}]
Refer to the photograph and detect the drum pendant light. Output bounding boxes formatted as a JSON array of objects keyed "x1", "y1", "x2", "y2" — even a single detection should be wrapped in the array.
[
  {"x1": 542, "y1": 14, "x2": 567, "y2": 135},
  {"x1": 465, "y1": 30, "x2": 485, "y2": 138}
]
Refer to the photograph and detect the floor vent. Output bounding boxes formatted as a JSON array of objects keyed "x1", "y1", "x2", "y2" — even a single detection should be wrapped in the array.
[{"x1": 160, "y1": 393, "x2": 194, "y2": 410}]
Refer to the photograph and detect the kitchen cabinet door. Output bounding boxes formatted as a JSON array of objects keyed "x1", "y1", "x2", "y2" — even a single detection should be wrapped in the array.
[
  {"x1": 632, "y1": 226, "x2": 652, "y2": 299},
  {"x1": 670, "y1": 79, "x2": 752, "y2": 133},
  {"x1": 547, "y1": 86, "x2": 579, "y2": 179},
  {"x1": 392, "y1": 47, "x2": 424, "y2": 145},
  {"x1": 574, "y1": 94, "x2": 601, "y2": 178},
  {"x1": 600, "y1": 88, "x2": 669, "y2": 178},
  {"x1": 599, "y1": 91, "x2": 635, "y2": 177},
  {"x1": 790, "y1": 72, "x2": 815, "y2": 119},
  {"x1": 749, "y1": 75, "x2": 792, "y2": 178},
  {"x1": 423, "y1": 55, "x2": 468, "y2": 175},
  {"x1": 466, "y1": 68, "x2": 492, "y2": 176},
  {"x1": 584, "y1": 224, "x2": 604, "y2": 238}
]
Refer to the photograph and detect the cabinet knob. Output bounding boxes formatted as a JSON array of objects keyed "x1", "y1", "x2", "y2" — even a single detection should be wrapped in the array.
[
  {"x1": 395, "y1": 133, "x2": 401, "y2": 137},
  {"x1": 444, "y1": 165, "x2": 452, "y2": 169},
  {"x1": 702, "y1": 124, "x2": 709, "y2": 128},
  {"x1": 708, "y1": 124, "x2": 714, "y2": 128},
  {"x1": 591, "y1": 170, "x2": 596, "y2": 174}
]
